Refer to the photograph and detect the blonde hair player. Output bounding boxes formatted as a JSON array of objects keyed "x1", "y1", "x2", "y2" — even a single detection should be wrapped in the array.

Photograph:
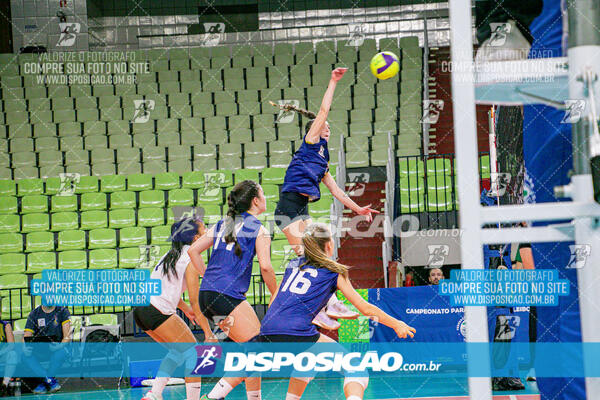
[{"x1": 201, "y1": 223, "x2": 415, "y2": 400}]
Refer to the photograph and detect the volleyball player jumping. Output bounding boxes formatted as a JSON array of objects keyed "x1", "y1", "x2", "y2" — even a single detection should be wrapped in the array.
[
  {"x1": 133, "y1": 218, "x2": 215, "y2": 400},
  {"x1": 271, "y1": 67, "x2": 380, "y2": 329}
]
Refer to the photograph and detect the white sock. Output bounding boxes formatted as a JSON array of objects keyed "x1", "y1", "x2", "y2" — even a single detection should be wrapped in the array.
[
  {"x1": 208, "y1": 378, "x2": 234, "y2": 399},
  {"x1": 286, "y1": 393, "x2": 301, "y2": 400},
  {"x1": 247, "y1": 390, "x2": 261, "y2": 400},
  {"x1": 347, "y1": 396, "x2": 362, "y2": 400},
  {"x1": 151, "y1": 377, "x2": 169, "y2": 397},
  {"x1": 186, "y1": 382, "x2": 202, "y2": 400}
]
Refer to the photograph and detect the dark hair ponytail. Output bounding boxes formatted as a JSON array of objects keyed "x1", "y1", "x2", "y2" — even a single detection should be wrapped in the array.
[
  {"x1": 158, "y1": 218, "x2": 198, "y2": 280},
  {"x1": 224, "y1": 180, "x2": 260, "y2": 257},
  {"x1": 269, "y1": 101, "x2": 317, "y2": 135}
]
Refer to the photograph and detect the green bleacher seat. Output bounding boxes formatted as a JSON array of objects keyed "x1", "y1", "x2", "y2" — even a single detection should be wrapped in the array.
[
  {"x1": 0, "y1": 214, "x2": 19, "y2": 233},
  {"x1": 261, "y1": 168, "x2": 286, "y2": 185},
  {"x1": 120, "y1": 227, "x2": 147, "y2": 247},
  {"x1": 1, "y1": 295, "x2": 31, "y2": 320},
  {"x1": 270, "y1": 154, "x2": 291, "y2": 168},
  {"x1": 143, "y1": 160, "x2": 167, "y2": 175},
  {"x1": 427, "y1": 187, "x2": 453, "y2": 212},
  {"x1": 234, "y1": 169, "x2": 259, "y2": 184},
  {"x1": 89, "y1": 228, "x2": 116, "y2": 249},
  {"x1": 81, "y1": 210, "x2": 108, "y2": 230},
  {"x1": 21, "y1": 195, "x2": 47, "y2": 214},
  {"x1": 127, "y1": 174, "x2": 153, "y2": 191},
  {"x1": 197, "y1": 186, "x2": 223, "y2": 205},
  {"x1": 51, "y1": 194, "x2": 77, "y2": 212},
  {"x1": 25, "y1": 231, "x2": 54, "y2": 252},
  {"x1": 138, "y1": 208, "x2": 165, "y2": 227},
  {"x1": 22, "y1": 213, "x2": 49, "y2": 232},
  {"x1": 0, "y1": 232, "x2": 21, "y2": 253},
  {"x1": 398, "y1": 158, "x2": 425, "y2": 178},
  {"x1": 27, "y1": 251, "x2": 55, "y2": 273},
  {"x1": 262, "y1": 185, "x2": 279, "y2": 202},
  {"x1": 480, "y1": 155, "x2": 491, "y2": 179},
  {"x1": 110, "y1": 191, "x2": 136, "y2": 210},
  {"x1": 0, "y1": 273, "x2": 28, "y2": 296},
  {"x1": 17, "y1": 178, "x2": 43, "y2": 196},
  {"x1": 101, "y1": 175, "x2": 127, "y2": 193},
  {"x1": 119, "y1": 247, "x2": 140, "y2": 268},
  {"x1": 119, "y1": 247, "x2": 142, "y2": 268},
  {"x1": 58, "y1": 250, "x2": 87, "y2": 269},
  {"x1": 168, "y1": 160, "x2": 191, "y2": 174},
  {"x1": 109, "y1": 209, "x2": 135, "y2": 229},
  {"x1": 399, "y1": 190, "x2": 425, "y2": 213},
  {"x1": 86, "y1": 313, "x2": 118, "y2": 326},
  {"x1": 168, "y1": 189, "x2": 194, "y2": 207},
  {"x1": 0, "y1": 181, "x2": 16, "y2": 196},
  {"x1": 370, "y1": 148, "x2": 389, "y2": 166},
  {"x1": 0, "y1": 196, "x2": 17, "y2": 214},
  {"x1": 80, "y1": 192, "x2": 107, "y2": 211},
  {"x1": 11, "y1": 151, "x2": 36, "y2": 168},
  {"x1": 154, "y1": 173, "x2": 180, "y2": 190},
  {"x1": 151, "y1": 225, "x2": 171, "y2": 245},
  {"x1": 426, "y1": 158, "x2": 452, "y2": 176},
  {"x1": 51, "y1": 212, "x2": 78, "y2": 231},
  {"x1": 139, "y1": 190, "x2": 165, "y2": 208},
  {"x1": 89, "y1": 249, "x2": 117, "y2": 269},
  {"x1": 0, "y1": 253, "x2": 25, "y2": 273},
  {"x1": 58, "y1": 230, "x2": 85, "y2": 251}
]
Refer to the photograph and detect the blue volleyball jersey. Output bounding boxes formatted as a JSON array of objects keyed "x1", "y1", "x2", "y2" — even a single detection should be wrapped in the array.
[
  {"x1": 260, "y1": 257, "x2": 339, "y2": 336},
  {"x1": 200, "y1": 212, "x2": 262, "y2": 300},
  {"x1": 281, "y1": 134, "x2": 329, "y2": 201}
]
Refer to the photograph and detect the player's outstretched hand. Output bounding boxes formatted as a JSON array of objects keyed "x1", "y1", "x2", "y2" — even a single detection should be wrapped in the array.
[
  {"x1": 331, "y1": 67, "x2": 348, "y2": 82},
  {"x1": 356, "y1": 204, "x2": 380, "y2": 223},
  {"x1": 394, "y1": 321, "x2": 416, "y2": 339}
]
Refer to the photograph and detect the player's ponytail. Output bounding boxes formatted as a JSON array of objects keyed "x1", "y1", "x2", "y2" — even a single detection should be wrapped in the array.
[
  {"x1": 269, "y1": 101, "x2": 317, "y2": 134},
  {"x1": 301, "y1": 223, "x2": 349, "y2": 278},
  {"x1": 159, "y1": 218, "x2": 201, "y2": 280},
  {"x1": 225, "y1": 180, "x2": 261, "y2": 257}
]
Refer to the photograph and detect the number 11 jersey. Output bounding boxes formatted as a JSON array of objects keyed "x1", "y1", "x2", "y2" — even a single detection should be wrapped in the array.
[{"x1": 260, "y1": 256, "x2": 339, "y2": 336}]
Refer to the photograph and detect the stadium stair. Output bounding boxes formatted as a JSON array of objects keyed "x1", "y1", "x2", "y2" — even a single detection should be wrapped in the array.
[{"x1": 338, "y1": 181, "x2": 386, "y2": 289}]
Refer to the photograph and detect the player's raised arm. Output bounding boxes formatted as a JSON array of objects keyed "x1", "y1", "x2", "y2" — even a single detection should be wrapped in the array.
[
  {"x1": 336, "y1": 274, "x2": 416, "y2": 339},
  {"x1": 305, "y1": 67, "x2": 347, "y2": 144},
  {"x1": 321, "y1": 172, "x2": 380, "y2": 223}
]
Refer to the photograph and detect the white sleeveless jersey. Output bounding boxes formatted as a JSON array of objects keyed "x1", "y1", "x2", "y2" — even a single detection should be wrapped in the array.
[{"x1": 150, "y1": 245, "x2": 191, "y2": 315}]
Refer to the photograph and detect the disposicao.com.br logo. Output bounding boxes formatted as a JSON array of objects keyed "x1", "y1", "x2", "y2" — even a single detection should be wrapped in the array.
[{"x1": 223, "y1": 351, "x2": 441, "y2": 373}]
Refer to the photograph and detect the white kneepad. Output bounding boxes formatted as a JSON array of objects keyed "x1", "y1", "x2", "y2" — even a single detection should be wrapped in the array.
[{"x1": 343, "y1": 376, "x2": 369, "y2": 390}]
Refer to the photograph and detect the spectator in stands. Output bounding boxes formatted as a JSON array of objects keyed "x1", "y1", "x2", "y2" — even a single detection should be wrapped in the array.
[
  {"x1": 23, "y1": 305, "x2": 71, "y2": 394},
  {"x1": 0, "y1": 320, "x2": 17, "y2": 396},
  {"x1": 428, "y1": 268, "x2": 445, "y2": 285}
]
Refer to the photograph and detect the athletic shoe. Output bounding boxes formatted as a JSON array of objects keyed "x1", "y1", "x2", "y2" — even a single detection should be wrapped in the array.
[
  {"x1": 326, "y1": 300, "x2": 359, "y2": 320},
  {"x1": 475, "y1": 19, "x2": 531, "y2": 63},
  {"x1": 48, "y1": 378, "x2": 61, "y2": 393},
  {"x1": 492, "y1": 377, "x2": 525, "y2": 391},
  {"x1": 312, "y1": 310, "x2": 341, "y2": 330},
  {"x1": 32, "y1": 383, "x2": 48, "y2": 395},
  {"x1": 142, "y1": 390, "x2": 163, "y2": 400}
]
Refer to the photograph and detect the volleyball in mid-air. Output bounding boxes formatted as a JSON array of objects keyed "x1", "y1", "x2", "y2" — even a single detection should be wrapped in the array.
[{"x1": 369, "y1": 51, "x2": 399, "y2": 80}]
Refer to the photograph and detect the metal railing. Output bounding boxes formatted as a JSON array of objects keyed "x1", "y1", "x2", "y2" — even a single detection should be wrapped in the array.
[
  {"x1": 382, "y1": 131, "x2": 395, "y2": 287},
  {"x1": 395, "y1": 151, "x2": 491, "y2": 231}
]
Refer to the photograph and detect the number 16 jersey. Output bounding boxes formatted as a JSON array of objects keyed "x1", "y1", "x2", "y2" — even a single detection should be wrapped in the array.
[{"x1": 260, "y1": 256, "x2": 339, "y2": 336}]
